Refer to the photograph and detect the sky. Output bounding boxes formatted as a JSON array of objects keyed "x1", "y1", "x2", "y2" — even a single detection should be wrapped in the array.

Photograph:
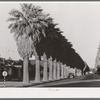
[{"x1": 0, "y1": 2, "x2": 100, "y2": 68}]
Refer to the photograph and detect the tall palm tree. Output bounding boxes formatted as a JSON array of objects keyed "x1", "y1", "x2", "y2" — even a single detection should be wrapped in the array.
[
  {"x1": 8, "y1": 3, "x2": 52, "y2": 83},
  {"x1": 35, "y1": 23, "x2": 73, "y2": 80},
  {"x1": 95, "y1": 44, "x2": 100, "y2": 69},
  {"x1": 35, "y1": 12, "x2": 86, "y2": 79}
]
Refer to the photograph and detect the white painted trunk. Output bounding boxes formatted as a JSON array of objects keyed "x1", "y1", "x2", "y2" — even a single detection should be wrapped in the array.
[
  {"x1": 61, "y1": 63, "x2": 64, "y2": 79},
  {"x1": 57, "y1": 62, "x2": 60, "y2": 80},
  {"x1": 75, "y1": 68, "x2": 77, "y2": 77},
  {"x1": 23, "y1": 57, "x2": 29, "y2": 84},
  {"x1": 65, "y1": 67, "x2": 68, "y2": 78},
  {"x1": 43, "y1": 53, "x2": 48, "y2": 82},
  {"x1": 64, "y1": 65, "x2": 66, "y2": 78},
  {"x1": 35, "y1": 56, "x2": 40, "y2": 82},
  {"x1": 53, "y1": 59, "x2": 57, "y2": 80},
  {"x1": 66, "y1": 66, "x2": 69, "y2": 78},
  {"x1": 48, "y1": 56, "x2": 53, "y2": 81}
]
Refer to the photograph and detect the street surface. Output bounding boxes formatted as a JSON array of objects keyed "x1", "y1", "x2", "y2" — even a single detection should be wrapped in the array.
[
  {"x1": 35, "y1": 79, "x2": 100, "y2": 87},
  {"x1": 0, "y1": 74, "x2": 100, "y2": 87}
]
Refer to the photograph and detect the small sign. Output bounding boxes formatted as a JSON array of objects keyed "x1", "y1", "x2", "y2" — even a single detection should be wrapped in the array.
[{"x1": 2, "y1": 71, "x2": 8, "y2": 77}]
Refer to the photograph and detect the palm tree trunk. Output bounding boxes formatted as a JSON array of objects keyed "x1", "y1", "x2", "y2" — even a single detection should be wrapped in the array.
[
  {"x1": 48, "y1": 56, "x2": 53, "y2": 81},
  {"x1": 43, "y1": 53, "x2": 48, "y2": 81},
  {"x1": 66, "y1": 66, "x2": 69, "y2": 78},
  {"x1": 61, "y1": 63, "x2": 64, "y2": 79},
  {"x1": 75, "y1": 68, "x2": 77, "y2": 77},
  {"x1": 23, "y1": 57, "x2": 29, "y2": 84},
  {"x1": 35, "y1": 56, "x2": 40, "y2": 82},
  {"x1": 64, "y1": 65, "x2": 66, "y2": 78},
  {"x1": 57, "y1": 62, "x2": 60, "y2": 80},
  {"x1": 82, "y1": 70, "x2": 84, "y2": 75},
  {"x1": 53, "y1": 59, "x2": 57, "y2": 80},
  {"x1": 65, "y1": 66, "x2": 68, "y2": 78}
]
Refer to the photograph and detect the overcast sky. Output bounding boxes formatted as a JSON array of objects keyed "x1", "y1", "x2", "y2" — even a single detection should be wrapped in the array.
[{"x1": 0, "y1": 2, "x2": 100, "y2": 68}]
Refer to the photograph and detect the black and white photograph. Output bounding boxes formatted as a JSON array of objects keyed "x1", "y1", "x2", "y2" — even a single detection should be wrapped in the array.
[{"x1": 0, "y1": 1, "x2": 100, "y2": 89}]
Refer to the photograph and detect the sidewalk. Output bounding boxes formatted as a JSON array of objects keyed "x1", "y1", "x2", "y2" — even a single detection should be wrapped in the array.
[{"x1": 0, "y1": 78, "x2": 81, "y2": 87}]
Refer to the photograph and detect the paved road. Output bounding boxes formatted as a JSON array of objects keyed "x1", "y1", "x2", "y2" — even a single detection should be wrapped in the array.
[
  {"x1": 0, "y1": 74, "x2": 100, "y2": 87},
  {"x1": 50, "y1": 81, "x2": 100, "y2": 87},
  {"x1": 34, "y1": 79, "x2": 100, "y2": 87},
  {"x1": 0, "y1": 79, "x2": 100, "y2": 87}
]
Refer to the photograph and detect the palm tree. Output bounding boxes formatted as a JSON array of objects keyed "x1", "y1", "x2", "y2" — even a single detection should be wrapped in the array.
[
  {"x1": 95, "y1": 44, "x2": 100, "y2": 69},
  {"x1": 34, "y1": 11, "x2": 86, "y2": 79},
  {"x1": 35, "y1": 23, "x2": 72, "y2": 80},
  {"x1": 8, "y1": 3, "x2": 52, "y2": 83}
]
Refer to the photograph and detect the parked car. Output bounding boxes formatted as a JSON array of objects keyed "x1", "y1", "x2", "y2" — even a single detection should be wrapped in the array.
[{"x1": 68, "y1": 73, "x2": 75, "y2": 79}]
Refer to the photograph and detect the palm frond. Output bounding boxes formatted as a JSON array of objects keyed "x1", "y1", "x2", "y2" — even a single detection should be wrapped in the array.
[{"x1": 8, "y1": 3, "x2": 54, "y2": 58}]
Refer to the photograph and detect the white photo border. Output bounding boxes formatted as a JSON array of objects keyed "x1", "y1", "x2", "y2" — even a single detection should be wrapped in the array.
[{"x1": 0, "y1": 1, "x2": 100, "y2": 98}]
